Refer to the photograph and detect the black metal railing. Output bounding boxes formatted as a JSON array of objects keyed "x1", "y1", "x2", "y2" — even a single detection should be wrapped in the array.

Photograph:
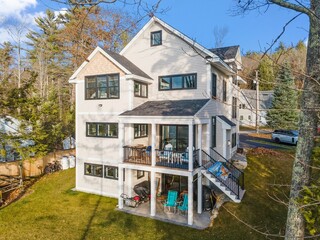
[
  {"x1": 210, "y1": 147, "x2": 244, "y2": 190},
  {"x1": 202, "y1": 149, "x2": 244, "y2": 200},
  {"x1": 155, "y1": 149, "x2": 199, "y2": 170}
]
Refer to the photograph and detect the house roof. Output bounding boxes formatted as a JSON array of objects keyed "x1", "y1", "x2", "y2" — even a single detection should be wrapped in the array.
[
  {"x1": 217, "y1": 115, "x2": 236, "y2": 127},
  {"x1": 69, "y1": 47, "x2": 152, "y2": 82},
  {"x1": 209, "y1": 46, "x2": 239, "y2": 61},
  {"x1": 120, "y1": 99, "x2": 210, "y2": 117},
  {"x1": 241, "y1": 89, "x2": 274, "y2": 110},
  {"x1": 104, "y1": 49, "x2": 152, "y2": 80}
]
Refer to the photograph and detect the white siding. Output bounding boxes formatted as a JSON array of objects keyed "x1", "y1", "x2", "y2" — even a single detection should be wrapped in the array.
[{"x1": 122, "y1": 21, "x2": 209, "y2": 101}]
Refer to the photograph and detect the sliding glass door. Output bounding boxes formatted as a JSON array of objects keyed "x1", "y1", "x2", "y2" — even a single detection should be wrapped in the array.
[{"x1": 160, "y1": 125, "x2": 189, "y2": 151}]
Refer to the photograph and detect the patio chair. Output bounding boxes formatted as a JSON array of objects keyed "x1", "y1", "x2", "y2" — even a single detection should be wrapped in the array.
[
  {"x1": 159, "y1": 143, "x2": 173, "y2": 162},
  {"x1": 207, "y1": 162, "x2": 222, "y2": 177},
  {"x1": 162, "y1": 190, "x2": 178, "y2": 213},
  {"x1": 177, "y1": 194, "x2": 188, "y2": 215}
]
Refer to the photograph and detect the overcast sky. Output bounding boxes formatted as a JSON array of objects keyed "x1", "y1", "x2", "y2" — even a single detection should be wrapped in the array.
[{"x1": 0, "y1": 0, "x2": 309, "y2": 53}]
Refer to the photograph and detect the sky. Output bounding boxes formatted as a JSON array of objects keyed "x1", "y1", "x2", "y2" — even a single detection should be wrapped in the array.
[{"x1": 0, "y1": 0, "x2": 309, "y2": 54}]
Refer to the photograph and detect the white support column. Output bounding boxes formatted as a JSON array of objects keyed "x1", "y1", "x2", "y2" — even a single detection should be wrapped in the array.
[
  {"x1": 188, "y1": 175, "x2": 194, "y2": 225},
  {"x1": 118, "y1": 166, "x2": 124, "y2": 209},
  {"x1": 150, "y1": 170, "x2": 156, "y2": 216},
  {"x1": 127, "y1": 169, "x2": 132, "y2": 197},
  {"x1": 197, "y1": 124, "x2": 202, "y2": 166},
  {"x1": 188, "y1": 122, "x2": 193, "y2": 172},
  {"x1": 197, "y1": 172, "x2": 202, "y2": 214},
  {"x1": 151, "y1": 123, "x2": 156, "y2": 167},
  {"x1": 119, "y1": 122, "x2": 125, "y2": 163},
  {"x1": 206, "y1": 121, "x2": 211, "y2": 153}
]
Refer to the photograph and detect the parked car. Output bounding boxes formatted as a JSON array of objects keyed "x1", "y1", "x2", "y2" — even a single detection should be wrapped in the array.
[{"x1": 272, "y1": 130, "x2": 299, "y2": 145}]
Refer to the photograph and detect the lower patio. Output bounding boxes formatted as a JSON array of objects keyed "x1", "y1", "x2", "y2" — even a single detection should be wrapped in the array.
[{"x1": 118, "y1": 197, "x2": 212, "y2": 229}]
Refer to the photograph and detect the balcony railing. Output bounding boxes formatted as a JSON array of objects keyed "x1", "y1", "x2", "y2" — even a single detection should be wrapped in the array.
[
  {"x1": 123, "y1": 146, "x2": 200, "y2": 170},
  {"x1": 123, "y1": 146, "x2": 151, "y2": 165},
  {"x1": 155, "y1": 149, "x2": 199, "y2": 170}
]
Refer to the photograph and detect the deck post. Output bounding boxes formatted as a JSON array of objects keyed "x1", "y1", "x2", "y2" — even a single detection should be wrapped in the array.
[
  {"x1": 151, "y1": 123, "x2": 156, "y2": 167},
  {"x1": 197, "y1": 124, "x2": 202, "y2": 166},
  {"x1": 150, "y1": 170, "x2": 156, "y2": 216},
  {"x1": 118, "y1": 166, "x2": 124, "y2": 209},
  {"x1": 127, "y1": 169, "x2": 132, "y2": 197},
  {"x1": 206, "y1": 121, "x2": 211, "y2": 153},
  {"x1": 197, "y1": 172, "x2": 202, "y2": 214},
  {"x1": 188, "y1": 174, "x2": 194, "y2": 225},
  {"x1": 119, "y1": 122, "x2": 125, "y2": 163},
  {"x1": 188, "y1": 122, "x2": 193, "y2": 172}
]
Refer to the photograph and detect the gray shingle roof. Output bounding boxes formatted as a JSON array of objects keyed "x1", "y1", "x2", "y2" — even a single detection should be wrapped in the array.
[
  {"x1": 104, "y1": 49, "x2": 152, "y2": 80},
  {"x1": 217, "y1": 115, "x2": 236, "y2": 127},
  {"x1": 120, "y1": 99, "x2": 210, "y2": 117},
  {"x1": 209, "y1": 46, "x2": 239, "y2": 60}
]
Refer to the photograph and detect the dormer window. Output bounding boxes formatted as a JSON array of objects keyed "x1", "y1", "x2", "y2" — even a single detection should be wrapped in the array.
[
  {"x1": 151, "y1": 30, "x2": 162, "y2": 46},
  {"x1": 134, "y1": 81, "x2": 148, "y2": 98}
]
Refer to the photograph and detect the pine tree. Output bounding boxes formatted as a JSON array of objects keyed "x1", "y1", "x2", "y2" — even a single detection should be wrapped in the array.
[{"x1": 267, "y1": 63, "x2": 299, "y2": 129}]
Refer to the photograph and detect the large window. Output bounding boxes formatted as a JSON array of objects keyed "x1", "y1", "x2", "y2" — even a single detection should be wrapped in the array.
[
  {"x1": 223, "y1": 80, "x2": 227, "y2": 102},
  {"x1": 232, "y1": 97, "x2": 237, "y2": 119},
  {"x1": 84, "y1": 163, "x2": 103, "y2": 177},
  {"x1": 212, "y1": 73, "x2": 217, "y2": 98},
  {"x1": 159, "y1": 73, "x2": 197, "y2": 90},
  {"x1": 86, "y1": 122, "x2": 118, "y2": 138},
  {"x1": 85, "y1": 74, "x2": 119, "y2": 99},
  {"x1": 104, "y1": 166, "x2": 118, "y2": 180},
  {"x1": 160, "y1": 125, "x2": 192, "y2": 151},
  {"x1": 212, "y1": 117, "x2": 216, "y2": 148},
  {"x1": 134, "y1": 81, "x2": 148, "y2": 98},
  {"x1": 151, "y1": 30, "x2": 162, "y2": 46},
  {"x1": 134, "y1": 124, "x2": 148, "y2": 138}
]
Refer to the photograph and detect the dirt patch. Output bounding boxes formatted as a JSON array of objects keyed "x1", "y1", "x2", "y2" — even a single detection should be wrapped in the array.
[
  {"x1": 248, "y1": 147, "x2": 283, "y2": 157},
  {"x1": 248, "y1": 133, "x2": 272, "y2": 139}
]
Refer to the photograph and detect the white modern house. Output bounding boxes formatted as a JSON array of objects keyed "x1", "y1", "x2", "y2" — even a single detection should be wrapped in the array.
[
  {"x1": 69, "y1": 16, "x2": 245, "y2": 227},
  {"x1": 239, "y1": 89, "x2": 274, "y2": 127}
]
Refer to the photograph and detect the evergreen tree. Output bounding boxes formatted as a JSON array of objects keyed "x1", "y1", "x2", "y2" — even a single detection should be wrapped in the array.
[{"x1": 267, "y1": 63, "x2": 299, "y2": 129}]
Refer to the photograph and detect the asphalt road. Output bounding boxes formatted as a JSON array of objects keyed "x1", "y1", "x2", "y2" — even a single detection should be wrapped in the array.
[{"x1": 239, "y1": 132, "x2": 296, "y2": 150}]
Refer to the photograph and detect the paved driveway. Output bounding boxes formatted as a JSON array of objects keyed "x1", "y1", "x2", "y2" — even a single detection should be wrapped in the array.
[{"x1": 239, "y1": 132, "x2": 296, "y2": 150}]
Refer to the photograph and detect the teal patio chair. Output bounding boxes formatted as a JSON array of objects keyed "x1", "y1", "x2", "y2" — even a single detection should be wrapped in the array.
[
  {"x1": 177, "y1": 194, "x2": 188, "y2": 215},
  {"x1": 163, "y1": 190, "x2": 178, "y2": 213}
]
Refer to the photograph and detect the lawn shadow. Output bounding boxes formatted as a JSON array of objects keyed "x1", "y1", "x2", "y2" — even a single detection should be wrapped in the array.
[{"x1": 81, "y1": 196, "x2": 102, "y2": 240}]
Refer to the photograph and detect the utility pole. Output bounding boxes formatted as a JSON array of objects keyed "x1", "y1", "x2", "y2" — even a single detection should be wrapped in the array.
[{"x1": 255, "y1": 70, "x2": 259, "y2": 133}]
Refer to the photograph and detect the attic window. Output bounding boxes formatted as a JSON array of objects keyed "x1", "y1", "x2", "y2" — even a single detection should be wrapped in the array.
[{"x1": 151, "y1": 31, "x2": 162, "y2": 46}]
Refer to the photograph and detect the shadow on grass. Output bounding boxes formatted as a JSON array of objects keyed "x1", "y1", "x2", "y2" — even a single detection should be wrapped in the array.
[{"x1": 81, "y1": 196, "x2": 102, "y2": 240}]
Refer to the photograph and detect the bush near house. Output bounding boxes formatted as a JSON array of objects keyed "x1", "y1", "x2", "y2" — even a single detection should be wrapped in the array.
[{"x1": 0, "y1": 149, "x2": 293, "y2": 240}]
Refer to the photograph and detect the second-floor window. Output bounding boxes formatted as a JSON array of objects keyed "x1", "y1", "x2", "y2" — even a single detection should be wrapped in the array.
[
  {"x1": 86, "y1": 122, "x2": 118, "y2": 138},
  {"x1": 223, "y1": 80, "x2": 227, "y2": 102},
  {"x1": 159, "y1": 73, "x2": 197, "y2": 91},
  {"x1": 85, "y1": 74, "x2": 119, "y2": 99},
  {"x1": 134, "y1": 124, "x2": 148, "y2": 138},
  {"x1": 134, "y1": 81, "x2": 148, "y2": 98}
]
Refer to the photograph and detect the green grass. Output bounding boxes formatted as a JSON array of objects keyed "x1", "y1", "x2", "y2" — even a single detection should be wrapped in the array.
[{"x1": 0, "y1": 151, "x2": 293, "y2": 240}]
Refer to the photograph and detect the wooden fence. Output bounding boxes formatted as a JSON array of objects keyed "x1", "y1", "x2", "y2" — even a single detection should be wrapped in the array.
[{"x1": 0, "y1": 149, "x2": 76, "y2": 178}]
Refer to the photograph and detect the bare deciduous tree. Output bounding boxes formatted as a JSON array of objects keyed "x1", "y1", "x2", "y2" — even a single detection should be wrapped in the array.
[{"x1": 235, "y1": 1, "x2": 320, "y2": 239}]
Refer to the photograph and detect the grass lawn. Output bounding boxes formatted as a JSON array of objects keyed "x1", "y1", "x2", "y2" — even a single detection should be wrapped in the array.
[{"x1": 0, "y1": 150, "x2": 293, "y2": 240}]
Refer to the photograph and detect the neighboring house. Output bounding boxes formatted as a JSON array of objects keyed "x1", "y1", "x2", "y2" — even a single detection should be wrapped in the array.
[
  {"x1": 238, "y1": 89, "x2": 274, "y2": 127},
  {"x1": 69, "y1": 16, "x2": 245, "y2": 227}
]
